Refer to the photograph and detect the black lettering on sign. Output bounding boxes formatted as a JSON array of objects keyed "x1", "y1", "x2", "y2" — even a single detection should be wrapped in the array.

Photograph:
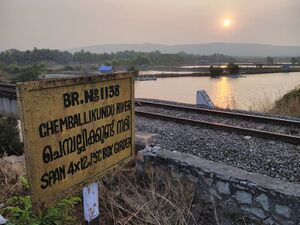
[
  {"x1": 89, "y1": 144, "x2": 114, "y2": 166},
  {"x1": 42, "y1": 145, "x2": 54, "y2": 163},
  {"x1": 63, "y1": 92, "x2": 79, "y2": 108},
  {"x1": 38, "y1": 105, "x2": 116, "y2": 138},
  {"x1": 40, "y1": 165, "x2": 66, "y2": 189},
  {"x1": 41, "y1": 119, "x2": 116, "y2": 163},
  {"x1": 84, "y1": 84, "x2": 120, "y2": 104},
  {"x1": 90, "y1": 149, "x2": 102, "y2": 165},
  {"x1": 62, "y1": 85, "x2": 120, "y2": 108},
  {"x1": 67, "y1": 161, "x2": 81, "y2": 176},
  {"x1": 38, "y1": 119, "x2": 62, "y2": 138},
  {"x1": 116, "y1": 100, "x2": 131, "y2": 114},
  {"x1": 117, "y1": 115, "x2": 130, "y2": 134},
  {"x1": 66, "y1": 155, "x2": 94, "y2": 176},
  {"x1": 80, "y1": 156, "x2": 89, "y2": 170},
  {"x1": 102, "y1": 145, "x2": 113, "y2": 160},
  {"x1": 114, "y1": 137, "x2": 132, "y2": 154}
]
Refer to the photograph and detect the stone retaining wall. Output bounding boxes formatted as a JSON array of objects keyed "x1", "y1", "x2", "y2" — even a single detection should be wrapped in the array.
[{"x1": 136, "y1": 147, "x2": 300, "y2": 225}]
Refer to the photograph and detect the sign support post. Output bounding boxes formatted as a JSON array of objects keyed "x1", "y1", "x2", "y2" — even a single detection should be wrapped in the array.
[{"x1": 83, "y1": 182, "x2": 100, "y2": 225}]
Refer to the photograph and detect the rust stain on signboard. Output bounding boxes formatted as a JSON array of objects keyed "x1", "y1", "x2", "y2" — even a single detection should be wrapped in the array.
[{"x1": 17, "y1": 73, "x2": 135, "y2": 213}]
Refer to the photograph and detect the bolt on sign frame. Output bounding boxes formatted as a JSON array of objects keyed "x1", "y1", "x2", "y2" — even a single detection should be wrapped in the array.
[{"x1": 17, "y1": 73, "x2": 135, "y2": 214}]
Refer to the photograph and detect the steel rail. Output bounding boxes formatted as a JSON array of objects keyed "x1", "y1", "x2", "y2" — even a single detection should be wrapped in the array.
[
  {"x1": 135, "y1": 110, "x2": 300, "y2": 145},
  {"x1": 135, "y1": 100, "x2": 300, "y2": 128}
]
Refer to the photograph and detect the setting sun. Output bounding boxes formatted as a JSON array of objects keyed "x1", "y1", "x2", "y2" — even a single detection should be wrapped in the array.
[{"x1": 223, "y1": 19, "x2": 232, "y2": 28}]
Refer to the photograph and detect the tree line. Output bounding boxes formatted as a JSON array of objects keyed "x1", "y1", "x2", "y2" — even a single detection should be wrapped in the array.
[{"x1": 0, "y1": 48, "x2": 236, "y2": 67}]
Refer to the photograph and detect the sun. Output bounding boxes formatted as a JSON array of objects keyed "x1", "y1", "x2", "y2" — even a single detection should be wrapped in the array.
[{"x1": 223, "y1": 19, "x2": 232, "y2": 28}]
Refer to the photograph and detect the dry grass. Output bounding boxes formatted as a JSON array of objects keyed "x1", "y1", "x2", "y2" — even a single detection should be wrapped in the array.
[
  {"x1": 0, "y1": 159, "x2": 263, "y2": 225},
  {"x1": 249, "y1": 88, "x2": 300, "y2": 117},
  {"x1": 0, "y1": 157, "x2": 196, "y2": 224},
  {"x1": 0, "y1": 159, "x2": 27, "y2": 203},
  {"x1": 99, "y1": 166, "x2": 196, "y2": 225},
  {"x1": 270, "y1": 90, "x2": 300, "y2": 117},
  {"x1": 0, "y1": 162, "x2": 197, "y2": 224},
  {"x1": 248, "y1": 96, "x2": 274, "y2": 114}
]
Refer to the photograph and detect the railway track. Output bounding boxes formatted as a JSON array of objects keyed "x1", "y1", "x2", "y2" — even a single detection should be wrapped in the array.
[
  {"x1": 1, "y1": 83, "x2": 300, "y2": 144},
  {"x1": 135, "y1": 100, "x2": 300, "y2": 145}
]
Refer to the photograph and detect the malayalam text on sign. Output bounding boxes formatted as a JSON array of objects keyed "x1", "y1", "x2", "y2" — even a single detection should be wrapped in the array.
[{"x1": 17, "y1": 73, "x2": 135, "y2": 212}]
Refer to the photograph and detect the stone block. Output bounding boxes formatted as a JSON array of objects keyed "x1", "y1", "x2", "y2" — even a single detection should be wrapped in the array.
[
  {"x1": 263, "y1": 217, "x2": 275, "y2": 225},
  {"x1": 254, "y1": 194, "x2": 269, "y2": 211},
  {"x1": 135, "y1": 131, "x2": 156, "y2": 151},
  {"x1": 275, "y1": 204, "x2": 292, "y2": 218},
  {"x1": 204, "y1": 177, "x2": 214, "y2": 186},
  {"x1": 216, "y1": 181, "x2": 230, "y2": 195},
  {"x1": 236, "y1": 191, "x2": 252, "y2": 204},
  {"x1": 241, "y1": 206, "x2": 267, "y2": 219},
  {"x1": 136, "y1": 148, "x2": 300, "y2": 225},
  {"x1": 196, "y1": 169, "x2": 205, "y2": 176},
  {"x1": 236, "y1": 184, "x2": 249, "y2": 190}
]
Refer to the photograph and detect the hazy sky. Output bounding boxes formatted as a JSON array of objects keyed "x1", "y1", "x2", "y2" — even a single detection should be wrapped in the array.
[{"x1": 1, "y1": 0, "x2": 300, "y2": 50}]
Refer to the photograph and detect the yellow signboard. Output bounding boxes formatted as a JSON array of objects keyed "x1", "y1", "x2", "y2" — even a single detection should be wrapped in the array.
[{"x1": 17, "y1": 73, "x2": 135, "y2": 212}]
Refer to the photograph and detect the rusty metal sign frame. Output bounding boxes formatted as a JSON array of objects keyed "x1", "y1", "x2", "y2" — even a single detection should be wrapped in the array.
[{"x1": 17, "y1": 73, "x2": 135, "y2": 213}]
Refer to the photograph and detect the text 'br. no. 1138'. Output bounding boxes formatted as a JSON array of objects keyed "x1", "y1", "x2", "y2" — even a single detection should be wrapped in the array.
[{"x1": 17, "y1": 73, "x2": 135, "y2": 213}]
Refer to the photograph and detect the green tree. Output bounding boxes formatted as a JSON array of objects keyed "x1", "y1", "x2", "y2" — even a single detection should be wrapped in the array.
[
  {"x1": 128, "y1": 65, "x2": 139, "y2": 77},
  {"x1": 0, "y1": 117, "x2": 23, "y2": 156},
  {"x1": 291, "y1": 57, "x2": 298, "y2": 65},
  {"x1": 0, "y1": 48, "x2": 237, "y2": 67},
  {"x1": 63, "y1": 65, "x2": 74, "y2": 71},
  {"x1": 6, "y1": 64, "x2": 20, "y2": 74},
  {"x1": 133, "y1": 55, "x2": 150, "y2": 65},
  {"x1": 104, "y1": 60, "x2": 112, "y2": 66},
  {"x1": 266, "y1": 56, "x2": 274, "y2": 65},
  {"x1": 16, "y1": 64, "x2": 45, "y2": 82}
]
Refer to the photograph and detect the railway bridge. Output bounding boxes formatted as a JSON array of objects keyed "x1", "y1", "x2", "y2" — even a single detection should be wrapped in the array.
[{"x1": 0, "y1": 83, "x2": 18, "y2": 118}]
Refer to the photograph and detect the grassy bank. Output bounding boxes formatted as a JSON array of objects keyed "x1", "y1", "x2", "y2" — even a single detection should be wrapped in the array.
[
  {"x1": 250, "y1": 87, "x2": 300, "y2": 117},
  {"x1": 270, "y1": 88, "x2": 300, "y2": 117}
]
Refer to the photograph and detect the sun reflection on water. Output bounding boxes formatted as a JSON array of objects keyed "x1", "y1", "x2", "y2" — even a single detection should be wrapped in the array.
[{"x1": 213, "y1": 77, "x2": 233, "y2": 108}]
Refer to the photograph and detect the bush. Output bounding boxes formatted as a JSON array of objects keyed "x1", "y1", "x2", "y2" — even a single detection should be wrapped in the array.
[
  {"x1": 16, "y1": 64, "x2": 45, "y2": 82},
  {"x1": 0, "y1": 196, "x2": 81, "y2": 225},
  {"x1": 63, "y1": 65, "x2": 74, "y2": 71},
  {"x1": 0, "y1": 117, "x2": 23, "y2": 156}
]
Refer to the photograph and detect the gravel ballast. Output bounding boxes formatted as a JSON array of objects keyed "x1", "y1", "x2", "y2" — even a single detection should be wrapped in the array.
[
  {"x1": 136, "y1": 116, "x2": 300, "y2": 183},
  {"x1": 135, "y1": 104, "x2": 300, "y2": 136}
]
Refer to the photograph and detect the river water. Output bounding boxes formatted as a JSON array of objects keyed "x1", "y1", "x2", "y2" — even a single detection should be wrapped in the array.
[{"x1": 135, "y1": 72, "x2": 300, "y2": 110}]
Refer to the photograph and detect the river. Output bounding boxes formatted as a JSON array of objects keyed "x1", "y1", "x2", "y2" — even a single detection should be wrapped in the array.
[{"x1": 135, "y1": 72, "x2": 300, "y2": 110}]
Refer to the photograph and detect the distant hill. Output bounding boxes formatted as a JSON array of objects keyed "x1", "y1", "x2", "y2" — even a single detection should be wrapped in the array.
[{"x1": 67, "y1": 43, "x2": 300, "y2": 57}]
